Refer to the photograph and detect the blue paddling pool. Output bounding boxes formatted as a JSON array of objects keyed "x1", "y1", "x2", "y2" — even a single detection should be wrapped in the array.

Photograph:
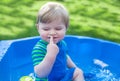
[{"x1": 0, "y1": 35, "x2": 120, "y2": 81}]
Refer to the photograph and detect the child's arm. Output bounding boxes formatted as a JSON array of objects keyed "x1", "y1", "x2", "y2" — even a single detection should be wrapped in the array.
[
  {"x1": 34, "y1": 36, "x2": 59, "y2": 78},
  {"x1": 67, "y1": 55, "x2": 77, "y2": 68},
  {"x1": 67, "y1": 55, "x2": 85, "y2": 81}
]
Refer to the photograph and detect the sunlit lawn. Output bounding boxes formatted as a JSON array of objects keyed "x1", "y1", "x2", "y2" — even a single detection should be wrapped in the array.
[{"x1": 0, "y1": 0, "x2": 120, "y2": 43}]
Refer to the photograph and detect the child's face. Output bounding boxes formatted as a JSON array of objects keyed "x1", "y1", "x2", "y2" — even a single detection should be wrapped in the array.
[{"x1": 38, "y1": 19, "x2": 67, "y2": 44}]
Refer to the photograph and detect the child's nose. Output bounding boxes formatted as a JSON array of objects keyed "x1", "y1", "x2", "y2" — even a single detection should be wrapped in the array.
[
  {"x1": 49, "y1": 32, "x2": 57, "y2": 36},
  {"x1": 49, "y1": 30, "x2": 57, "y2": 36}
]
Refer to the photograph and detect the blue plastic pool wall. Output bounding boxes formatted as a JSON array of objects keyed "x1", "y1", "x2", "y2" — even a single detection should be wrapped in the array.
[
  {"x1": 0, "y1": 37, "x2": 40, "y2": 81},
  {"x1": 0, "y1": 35, "x2": 120, "y2": 81}
]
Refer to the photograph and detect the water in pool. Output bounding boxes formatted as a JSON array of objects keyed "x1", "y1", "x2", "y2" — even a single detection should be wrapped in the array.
[{"x1": 84, "y1": 59, "x2": 120, "y2": 81}]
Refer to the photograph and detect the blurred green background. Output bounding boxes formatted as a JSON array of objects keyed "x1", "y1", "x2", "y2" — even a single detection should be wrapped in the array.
[{"x1": 0, "y1": 0, "x2": 120, "y2": 43}]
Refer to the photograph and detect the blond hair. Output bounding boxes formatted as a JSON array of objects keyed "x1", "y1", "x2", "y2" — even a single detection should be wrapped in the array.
[{"x1": 36, "y1": 2, "x2": 69, "y2": 28}]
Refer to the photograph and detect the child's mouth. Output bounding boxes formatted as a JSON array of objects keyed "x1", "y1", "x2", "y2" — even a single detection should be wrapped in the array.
[{"x1": 48, "y1": 37, "x2": 58, "y2": 42}]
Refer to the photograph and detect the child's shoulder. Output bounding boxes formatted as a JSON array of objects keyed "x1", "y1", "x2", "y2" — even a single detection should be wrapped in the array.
[
  {"x1": 36, "y1": 39, "x2": 48, "y2": 45},
  {"x1": 33, "y1": 39, "x2": 48, "y2": 49},
  {"x1": 60, "y1": 40, "x2": 68, "y2": 50},
  {"x1": 61, "y1": 40, "x2": 67, "y2": 46}
]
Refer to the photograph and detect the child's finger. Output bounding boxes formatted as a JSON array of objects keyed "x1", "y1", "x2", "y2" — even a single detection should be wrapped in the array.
[{"x1": 50, "y1": 36, "x2": 54, "y2": 44}]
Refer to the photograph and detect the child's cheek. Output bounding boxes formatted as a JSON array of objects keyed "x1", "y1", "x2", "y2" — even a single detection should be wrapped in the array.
[{"x1": 40, "y1": 33, "x2": 49, "y2": 41}]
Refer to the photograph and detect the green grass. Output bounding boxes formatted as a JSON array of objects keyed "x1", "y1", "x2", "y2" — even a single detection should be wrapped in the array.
[{"x1": 0, "y1": 0, "x2": 120, "y2": 43}]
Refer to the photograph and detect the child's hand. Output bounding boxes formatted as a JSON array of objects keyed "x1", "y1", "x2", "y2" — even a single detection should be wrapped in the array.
[{"x1": 47, "y1": 36, "x2": 59, "y2": 55}]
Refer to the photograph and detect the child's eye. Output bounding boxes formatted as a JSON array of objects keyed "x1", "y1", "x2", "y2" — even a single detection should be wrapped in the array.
[
  {"x1": 43, "y1": 28, "x2": 49, "y2": 31},
  {"x1": 44, "y1": 29, "x2": 49, "y2": 31},
  {"x1": 56, "y1": 28, "x2": 62, "y2": 30}
]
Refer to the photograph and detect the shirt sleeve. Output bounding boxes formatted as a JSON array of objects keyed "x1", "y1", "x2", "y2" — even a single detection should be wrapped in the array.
[{"x1": 31, "y1": 40, "x2": 47, "y2": 66}]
